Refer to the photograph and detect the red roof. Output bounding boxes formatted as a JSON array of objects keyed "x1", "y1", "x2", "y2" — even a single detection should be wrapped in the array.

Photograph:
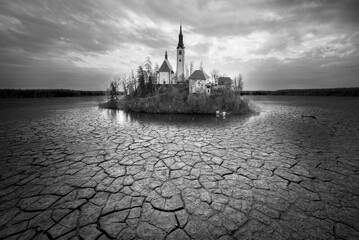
[{"x1": 187, "y1": 70, "x2": 210, "y2": 80}]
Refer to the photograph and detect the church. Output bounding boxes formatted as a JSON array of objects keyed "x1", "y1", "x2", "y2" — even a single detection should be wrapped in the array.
[
  {"x1": 156, "y1": 24, "x2": 218, "y2": 96},
  {"x1": 157, "y1": 24, "x2": 185, "y2": 84}
]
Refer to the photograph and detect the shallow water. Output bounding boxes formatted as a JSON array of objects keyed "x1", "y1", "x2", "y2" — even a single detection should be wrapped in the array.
[{"x1": 0, "y1": 96, "x2": 358, "y2": 239}]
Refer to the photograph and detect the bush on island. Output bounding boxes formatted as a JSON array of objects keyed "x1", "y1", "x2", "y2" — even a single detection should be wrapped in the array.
[{"x1": 101, "y1": 84, "x2": 255, "y2": 115}]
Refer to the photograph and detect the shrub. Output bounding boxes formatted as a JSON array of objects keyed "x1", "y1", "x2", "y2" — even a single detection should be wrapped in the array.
[{"x1": 103, "y1": 84, "x2": 256, "y2": 115}]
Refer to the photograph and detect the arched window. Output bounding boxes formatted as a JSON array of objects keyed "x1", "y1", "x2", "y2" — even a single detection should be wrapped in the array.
[{"x1": 179, "y1": 50, "x2": 182, "y2": 55}]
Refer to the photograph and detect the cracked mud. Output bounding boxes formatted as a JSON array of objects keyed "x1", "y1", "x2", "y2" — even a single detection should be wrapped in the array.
[{"x1": 0, "y1": 96, "x2": 358, "y2": 239}]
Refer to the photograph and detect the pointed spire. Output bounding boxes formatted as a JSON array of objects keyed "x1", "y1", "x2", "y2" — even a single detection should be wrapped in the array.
[
  {"x1": 180, "y1": 20, "x2": 182, "y2": 34},
  {"x1": 165, "y1": 51, "x2": 168, "y2": 59},
  {"x1": 177, "y1": 22, "x2": 184, "y2": 49}
]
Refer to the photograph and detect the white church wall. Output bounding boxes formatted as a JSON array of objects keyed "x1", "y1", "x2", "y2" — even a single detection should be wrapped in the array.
[
  {"x1": 176, "y1": 49, "x2": 185, "y2": 81},
  {"x1": 159, "y1": 72, "x2": 170, "y2": 84}
]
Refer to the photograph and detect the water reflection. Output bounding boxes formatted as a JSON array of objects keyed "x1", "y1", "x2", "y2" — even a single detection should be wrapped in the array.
[
  {"x1": 101, "y1": 109, "x2": 133, "y2": 124},
  {"x1": 100, "y1": 109, "x2": 256, "y2": 127}
]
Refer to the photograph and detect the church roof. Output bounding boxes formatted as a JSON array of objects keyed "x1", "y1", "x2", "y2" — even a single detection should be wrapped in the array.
[
  {"x1": 158, "y1": 59, "x2": 173, "y2": 73},
  {"x1": 187, "y1": 70, "x2": 210, "y2": 80}
]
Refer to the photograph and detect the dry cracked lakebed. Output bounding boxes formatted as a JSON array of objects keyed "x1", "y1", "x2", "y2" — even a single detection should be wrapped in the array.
[{"x1": 0, "y1": 96, "x2": 358, "y2": 239}]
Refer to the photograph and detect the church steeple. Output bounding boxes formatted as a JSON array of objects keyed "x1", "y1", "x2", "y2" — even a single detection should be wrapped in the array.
[
  {"x1": 177, "y1": 23, "x2": 184, "y2": 49},
  {"x1": 176, "y1": 23, "x2": 185, "y2": 82}
]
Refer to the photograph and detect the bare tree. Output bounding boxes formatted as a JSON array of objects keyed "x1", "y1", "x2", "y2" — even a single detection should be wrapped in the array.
[
  {"x1": 238, "y1": 74, "x2": 243, "y2": 90},
  {"x1": 211, "y1": 69, "x2": 219, "y2": 84},
  {"x1": 131, "y1": 69, "x2": 137, "y2": 90},
  {"x1": 107, "y1": 77, "x2": 119, "y2": 100},
  {"x1": 234, "y1": 74, "x2": 243, "y2": 92},
  {"x1": 127, "y1": 75, "x2": 135, "y2": 95},
  {"x1": 190, "y1": 61, "x2": 194, "y2": 75},
  {"x1": 154, "y1": 62, "x2": 159, "y2": 72},
  {"x1": 143, "y1": 56, "x2": 153, "y2": 73},
  {"x1": 111, "y1": 75, "x2": 130, "y2": 96},
  {"x1": 142, "y1": 57, "x2": 153, "y2": 84},
  {"x1": 153, "y1": 62, "x2": 159, "y2": 85},
  {"x1": 120, "y1": 75, "x2": 128, "y2": 96},
  {"x1": 137, "y1": 65, "x2": 146, "y2": 97},
  {"x1": 185, "y1": 64, "x2": 189, "y2": 79}
]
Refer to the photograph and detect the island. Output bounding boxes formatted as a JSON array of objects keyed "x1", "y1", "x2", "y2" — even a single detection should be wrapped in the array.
[
  {"x1": 99, "y1": 78, "x2": 254, "y2": 115},
  {"x1": 100, "y1": 24, "x2": 255, "y2": 115}
]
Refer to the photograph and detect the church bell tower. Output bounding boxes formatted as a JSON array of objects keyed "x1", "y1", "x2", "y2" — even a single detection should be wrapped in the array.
[{"x1": 176, "y1": 24, "x2": 185, "y2": 82}]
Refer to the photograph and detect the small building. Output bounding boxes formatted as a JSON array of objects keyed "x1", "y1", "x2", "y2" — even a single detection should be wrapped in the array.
[
  {"x1": 158, "y1": 51, "x2": 174, "y2": 84},
  {"x1": 218, "y1": 77, "x2": 232, "y2": 87},
  {"x1": 188, "y1": 70, "x2": 211, "y2": 94}
]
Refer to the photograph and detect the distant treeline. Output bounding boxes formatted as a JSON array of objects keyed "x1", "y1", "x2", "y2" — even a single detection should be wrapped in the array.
[
  {"x1": 242, "y1": 87, "x2": 359, "y2": 97},
  {"x1": 0, "y1": 89, "x2": 106, "y2": 98}
]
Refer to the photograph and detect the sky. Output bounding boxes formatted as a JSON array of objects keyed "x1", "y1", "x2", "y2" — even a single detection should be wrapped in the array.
[{"x1": 0, "y1": 0, "x2": 358, "y2": 91}]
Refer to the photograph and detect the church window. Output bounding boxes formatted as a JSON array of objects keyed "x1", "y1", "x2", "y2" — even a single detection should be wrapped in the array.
[
  {"x1": 179, "y1": 50, "x2": 182, "y2": 55},
  {"x1": 179, "y1": 59, "x2": 181, "y2": 62}
]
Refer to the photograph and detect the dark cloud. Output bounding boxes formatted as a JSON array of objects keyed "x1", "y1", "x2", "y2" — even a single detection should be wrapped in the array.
[
  {"x1": 0, "y1": 0, "x2": 177, "y2": 54},
  {"x1": 0, "y1": 0, "x2": 358, "y2": 90},
  {"x1": 193, "y1": 0, "x2": 358, "y2": 40},
  {"x1": 0, "y1": 52, "x2": 111, "y2": 90},
  {"x1": 241, "y1": 54, "x2": 359, "y2": 90}
]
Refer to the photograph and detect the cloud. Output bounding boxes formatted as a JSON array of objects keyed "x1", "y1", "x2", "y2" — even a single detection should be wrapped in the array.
[{"x1": 0, "y1": 0, "x2": 358, "y2": 90}]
